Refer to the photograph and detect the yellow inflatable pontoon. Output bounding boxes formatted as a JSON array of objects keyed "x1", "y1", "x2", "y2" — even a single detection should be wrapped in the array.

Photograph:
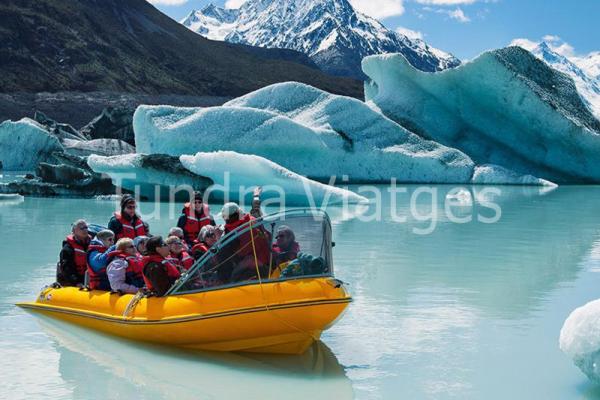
[{"x1": 18, "y1": 209, "x2": 351, "y2": 355}]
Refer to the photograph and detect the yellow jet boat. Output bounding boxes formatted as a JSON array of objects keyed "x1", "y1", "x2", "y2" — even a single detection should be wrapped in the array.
[{"x1": 18, "y1": 209, "x2": 351, "y2": 355}]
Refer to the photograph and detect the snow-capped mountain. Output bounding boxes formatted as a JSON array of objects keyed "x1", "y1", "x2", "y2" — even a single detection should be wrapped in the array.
[
  {"x1": 523, "y1": 42, "x2": 600, "y2": 120},
  {"x1": 574, "y1": 52, "x2": 600, "y2": 80},
  {"x1": 180, "y1": 0, "x2": 460, "y2": 79}
]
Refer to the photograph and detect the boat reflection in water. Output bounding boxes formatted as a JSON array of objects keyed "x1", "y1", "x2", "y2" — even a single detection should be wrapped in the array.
[{"x1": 38, "y1": 315, "x2": 353, "y2": 400}]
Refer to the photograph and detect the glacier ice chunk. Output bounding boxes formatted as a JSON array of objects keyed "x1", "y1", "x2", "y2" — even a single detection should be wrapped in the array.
[
  {"x1": 363, "y1": 47, "x2": 600, "y2": 183},
  {"x1": 133, "y1": 82, "x2": 475, "y2": 183},
  {"x1": 0, "y1": 118, "x2": 63, "y2": 170},
  {"x1": 62, "y1": 138, "x2": 135, "y2": 157},
  {"x1": 472, "y1": 164, "x2": 557, "y2": 186},
  {"x1": 88, "y1": 150, "x2": 367, "y2": 206},
  {"x1": 87, "y1": 154, "x2": 212, "y2": 200},
  {"x1": 180, "y1": 151, "x2": 368, "y2": 206},
  {"x1": 560, "y1": 299, "x2": 600, "y2": 382}
]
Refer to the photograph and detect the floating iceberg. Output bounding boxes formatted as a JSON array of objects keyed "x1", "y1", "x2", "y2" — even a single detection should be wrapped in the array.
[
  {"x1": 0, "y1": 118, "x2": 63, "y2": 170},
  {"x1": 62, "y1": 138, "x2": 135, "y2": 157},
  {"x1": 89, "y1": 151, "x2": 367, "y2": 206},
  {"x1": 180, "y1": 151, "x2": 368, "y2": 205},
  {"x1": 363, "y1": 47, "x2": 600, "y2": 183},
  {"x1": 88, "y1": 154, "x2": 212, "y2": 200},
  {"x1": 560, "y1": 299, "x2": 600, "y2": 382},
  {"x1": 134, "y1": 82, "x2": 475, "y2": 183},
  {"x1": 472, "y1": 164, "x2": 557, "y2": 186}
]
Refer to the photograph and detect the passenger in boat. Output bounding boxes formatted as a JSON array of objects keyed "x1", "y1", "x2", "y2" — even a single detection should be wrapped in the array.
[
  {"x1": 191, "y1": 225, "x2": 222, "y2": 260},
  {"x1": 166, "y1": 236, "x2": 194, "y2": 270},
  {"x1": 221, "y1": 202, "x2": 271, "y2": 282},
  {"x1": 108, "y1": 195, "x2": 149, "y2": 240},
  {"x1": 142, "y1": 236, "x2": 182, "y2": 296},
  {"x1": 249, "y1": 186, "x2": 263, "y2": 219},
  {"x1": 87, "y1": 230, "x2": 116, "y2": 291},
  {"x1": 272, "y1": 225, "x2": 300, "y2": 265},
  {"x1": 133, "y1": 235, "x2": 149, "y2": 256},
  {"x1": 56, "y1": 219, "x2": 92, "y2": 287},
  {"x1": 106, "y1": 238, "x2": 145, "y2": 294},
  {"x1": 168, "y1": 227, "x2": 190, "y2": 252},
  {"x1": 177, "y1": 191, "x2": 215, "y2": 247}
]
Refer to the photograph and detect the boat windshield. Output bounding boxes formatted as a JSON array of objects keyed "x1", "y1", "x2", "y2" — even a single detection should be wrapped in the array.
[{"x1": 168, "y1": 209, "x2": 334, "y2": 295}]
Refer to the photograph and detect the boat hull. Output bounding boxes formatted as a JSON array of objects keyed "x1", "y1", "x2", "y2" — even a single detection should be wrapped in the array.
[{"x1": 17, "y1": 277, "x2": 351, "y2": 355}]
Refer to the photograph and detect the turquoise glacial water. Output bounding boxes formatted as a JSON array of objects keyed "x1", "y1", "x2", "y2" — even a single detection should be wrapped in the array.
[{"x1": 2, "y1": 185, "x2": 600, "y2": 399}]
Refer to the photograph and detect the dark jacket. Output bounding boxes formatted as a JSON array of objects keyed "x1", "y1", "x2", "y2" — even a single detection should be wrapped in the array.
[
  {"x1": 142, "y1": 262, "x2": 173, "y2": 297},
  {"x1": 56, "y1": 240, "x2": 88, "y2": 286}
]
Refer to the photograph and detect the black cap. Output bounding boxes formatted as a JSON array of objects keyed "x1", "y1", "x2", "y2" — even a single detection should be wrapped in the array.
[{"x1": 120, "y1": 194, "x2": 135, "y2": 211}]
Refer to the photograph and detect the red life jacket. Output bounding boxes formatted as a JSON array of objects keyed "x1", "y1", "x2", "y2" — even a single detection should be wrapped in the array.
[
  {"x1": 182, "y1": 203, "x2": 212, "y2": 243},
  {"x1": 168, "y1": 251, "x2": 194, "y2": 271},
  {"x1": 192, "y1": 242, "x2": 209, "y2": 253},
  {"x1": 87, "y1": 243, "x2": 110, "y2": 290},
  {"x1": 272, "y1": 241, "x2": 300, "y2": 263},
  {"x1": 114, "y1": 212, "x2": 147, "y2": 240},
  {"x1": 109, "y1": 251, "x2": 145, "y2": 288},
  {"x1": 141, "y1": 254, "x2": 181, "y2": 292},
  {"x1": 65, "y1": 235, "x2": 90, "y2": 276},
  {"x1": 224, "y1": 214, "x2": 271, "y2": 266}
]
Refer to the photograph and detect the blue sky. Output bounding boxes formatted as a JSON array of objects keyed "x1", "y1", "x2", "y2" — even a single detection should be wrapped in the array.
[{"x1": 150, "y1": 0, "x2": 599, "y2": 60}]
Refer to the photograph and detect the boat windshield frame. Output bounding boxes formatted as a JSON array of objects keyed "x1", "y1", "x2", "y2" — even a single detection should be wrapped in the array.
[{"x1": 166, "y1": 208, "x2": 334, "y2": 296}]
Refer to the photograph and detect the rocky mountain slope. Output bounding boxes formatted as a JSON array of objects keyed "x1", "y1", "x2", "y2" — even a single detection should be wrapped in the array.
[
  {"x1": 520, "y1": 42, "x2": 600, "y2": 119},
  {"x1": 0, "y1": 0, "x2": 362, "y2": 98}
]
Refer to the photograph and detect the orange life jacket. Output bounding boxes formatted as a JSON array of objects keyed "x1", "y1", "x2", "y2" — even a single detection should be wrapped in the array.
[
  {"x1": 65, "y1": 235, "x2": 89, "y2": 276},
  {"x1": 224, "y1": 214, "x2": 271, "y2": 266},
  {"x1": 169, "y1": 251, "x2": 194, "y2": 271},
  {"x1": 182, "y1": 203, "x2": 212, "y2": 243},
  {"x1": 114, "y1": 212, "x2": 147, "y2": 240}
]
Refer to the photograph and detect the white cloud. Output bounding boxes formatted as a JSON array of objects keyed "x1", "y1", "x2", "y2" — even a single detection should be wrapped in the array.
[
  {"x1": 509, "y1": 38, "x2": 538, "y2": 52},
  {"x1": 542, "y1": 34, "x2": 561, "y2": 43},
  {"x1": 147, "y1": 0, "x2": 188, "y2": 5},
  {"x1": 396, "y1": 26, "x2": 424, "y2": 40},
  {"x1": 424, "y1": 6, "x2": 471, "y2": 22},
  {"x1": 448, "y1": 8, "x2": 470, "y2": 22},
  {"x1": 349, "y1": 0, "x2": 405, "y2": 19},
  {"x1": 225, "y1": 0, "x2": 247, "y2": 8}
]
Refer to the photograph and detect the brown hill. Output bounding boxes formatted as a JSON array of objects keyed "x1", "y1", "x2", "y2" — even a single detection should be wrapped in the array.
[{"x1": 0, "y1": 0, "x2": 362, "y2": 98}]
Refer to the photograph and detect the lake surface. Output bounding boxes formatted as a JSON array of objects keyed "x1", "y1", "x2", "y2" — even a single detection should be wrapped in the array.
[{"x1": 2, "y1": 185, "x2": 600, "y2": 399}]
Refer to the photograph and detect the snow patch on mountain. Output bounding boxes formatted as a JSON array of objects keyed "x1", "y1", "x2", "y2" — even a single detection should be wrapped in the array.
[
  {"x1": 512, "y1": 39, "x2": 600, "y2": 119},
  {"x1": 181, "y1": 0, "x2": 460, "y2": 79}
]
